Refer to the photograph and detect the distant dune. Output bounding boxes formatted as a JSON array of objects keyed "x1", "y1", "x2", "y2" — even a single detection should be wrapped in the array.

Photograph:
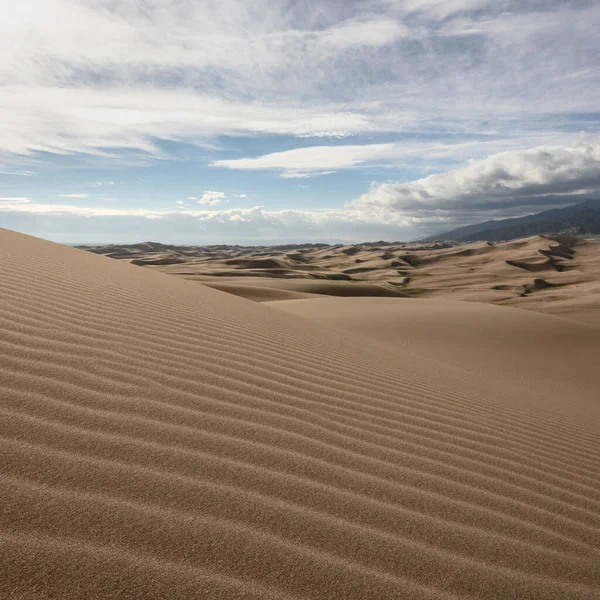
[
  {"x1": 2, "y1": 227, "x2": 600, "y2": 599},
  {"x1": 82, "y1": 234, "x2": 600, "y2": 324}
]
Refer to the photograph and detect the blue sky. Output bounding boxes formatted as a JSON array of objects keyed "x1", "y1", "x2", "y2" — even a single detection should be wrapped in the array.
[{"x1": 1, "y1": 0, "x2": 600, "y2": 244}]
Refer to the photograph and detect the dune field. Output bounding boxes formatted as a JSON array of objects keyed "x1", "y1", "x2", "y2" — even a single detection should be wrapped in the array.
[
  {"x1": 2, "y1": 226, "x2": 600, "y2": 599},
  {"x1": 82, "y1": 234, "x2": 600, "y2": 324}
]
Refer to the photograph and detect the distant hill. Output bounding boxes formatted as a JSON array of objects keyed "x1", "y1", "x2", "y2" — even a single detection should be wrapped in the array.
[{"x1": 423, "y1": 198, "x2": 600, "y2": 242}]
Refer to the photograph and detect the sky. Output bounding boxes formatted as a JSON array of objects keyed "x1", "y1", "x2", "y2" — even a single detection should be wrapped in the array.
[{"x1": 1, "y1": 0, "x2": 599, "y2": 244}]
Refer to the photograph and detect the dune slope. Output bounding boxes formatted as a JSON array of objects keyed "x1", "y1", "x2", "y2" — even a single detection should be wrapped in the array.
[
  {"x1": 1, "y1": 227, "x2": 599, "y2": 599},
  {"x1": 267, "y1": 297, "x2": 600, "y2": 417}
]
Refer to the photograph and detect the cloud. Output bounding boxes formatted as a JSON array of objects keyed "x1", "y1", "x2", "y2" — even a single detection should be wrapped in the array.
[
  {"x1": 0, "y1": 169, "x2": 35, "y2": 176},
  {"x1": 0, "y1": 199, "x2": 169, "y2": 218},
  {"x1": 0, "y1": 1, "x2": 598, "y2": 163},
  {"x1": 213, "y1": 144, "x2": 398, "y2": 177},
  {"x1": 175, "y1": 200, "x2": 184, "y2": 205},
  {"x1": 198, "y1": 191, "x2": 225, "y2": 205},
  {"x1": 213, "y1": 135, "x2": 582, "y2": 178},
  {"x1": 1, "y1": 1, "x2": 599, "y2": 245},
  {"x1": 0, "y1": 86, "x2": 375, "y2": 158},
  {"x1": 0, "y1": 197, "x2": 29, "y2": 203},
  {"x1": 58, "y1": 193, "x2": 89, "y2": 198},
  {"x1": 90, "y1": 181, "x2": 116, "y2": 187},
  {"x1": 395, "y1": 0, "x2": 494, "y2": 20},
  {"x1": 347, "y1": 139, "x2": 600, "y2": 225},
  {"x1": 0, "y1": 3, "x2": 406, "y2": 159},
  {"x1": 0, "y1": 201, "x2": 414, "y2": 244},
  {"x1": 2, "y1": 134, "x2": 599, "y2": 245}
]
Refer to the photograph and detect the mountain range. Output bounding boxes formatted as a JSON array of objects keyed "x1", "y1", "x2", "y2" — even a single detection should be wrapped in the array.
[{"x1": 423, "y1": 198, "x2": 600, "y2": 242}]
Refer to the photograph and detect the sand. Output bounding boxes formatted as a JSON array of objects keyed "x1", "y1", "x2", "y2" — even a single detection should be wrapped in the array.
[
  {"x1": 268, "y1": 297, "x2": 600, "y2": 419},
  {"x1": 2, "y1": 226, "x2": 600, "y2": 599},
  {"x1": 81, "y1": 235, "x2": 600, "y2": 324}
]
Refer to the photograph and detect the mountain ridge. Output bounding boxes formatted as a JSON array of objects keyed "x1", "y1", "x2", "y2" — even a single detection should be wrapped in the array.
[{"x1": 422, "y1": 198, "x2": 600, "y2": 242}]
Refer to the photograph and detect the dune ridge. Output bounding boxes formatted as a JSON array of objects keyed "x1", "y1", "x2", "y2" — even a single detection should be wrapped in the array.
[{"x1": 1, "y1": 227, "x2": 599, "y2": 599}]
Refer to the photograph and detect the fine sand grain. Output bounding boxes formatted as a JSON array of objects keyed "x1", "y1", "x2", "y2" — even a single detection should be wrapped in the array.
[{"x1": 1, "y1": 227, "x2": 599, "y2": 599}]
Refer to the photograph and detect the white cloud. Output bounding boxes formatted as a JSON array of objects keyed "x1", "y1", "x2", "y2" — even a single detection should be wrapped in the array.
[
  {"x1": 0, "y1": 169, "x2": 35, "y2": 176},
  {"x1": 0, "y1": 2, "x2": 406, "y2": 159},
  {"x1": 1, "y1": 3, "x2": 405, "y2": 82},
  {"x1": 58, "y1": 193, "x2": 89, "y2": 198},
  {"x1": 347, "y1": 139, "x2": 600, "y2": 224},
  {"x1": 0, "y1": 201, "x2": 415, "y2": 244},
  {"x1": 315, "y1": 18, "x2": 409, "y2": 48},
  {"x1": 0, "y1": 199, "x2": 167, "y2": 217},
  {"x1": 0, "y1": 1, "x2": 598, "y2": 162},
  {"x1": 396, "y1": 0, "x2": 494, "y2": 20},
  {"x1": 0, "y1": 197, "x2": 29, "y2": 203},
  {"x1": 186, "y1": 196, "x2": 197, "y2": 200},
  {"x1": 0, "y1": 86, "x2": 375, "y2": 158},
  {"x1": 90, "y1": 181, "x2": 116, "y2": 187},
  {"x1": 175, "y1": 200, "x2": 184, "y2": 205},
  {"x1": 213, "y1": 135, "x2": 581, "y2": 178},
  {"x1": 2, "y1": 134, "x2": 599, "y2": 244},
  {"x1": 198, "y1": 191, "x2": 225, "y2": 205},
  {"x1": 214, "y1": 144, "x2": 399, "y2": 177}
]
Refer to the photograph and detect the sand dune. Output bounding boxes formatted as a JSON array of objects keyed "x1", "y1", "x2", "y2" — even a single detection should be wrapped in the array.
[
  {"x1": 201, "y1": 279, "x2": 408, "y2": 301},
  {"x1": 81, "y1": 235, "x2": 600, "y2": 324},
  {"x1": 2, "y1": 227, "x2": 600, "y2": 599},
  {"x1": 204, "y1": 283, "x2": 323, "y2": 302},
  {"x1": 268, "y1": 297, "x2": 600, "y2": 417}
]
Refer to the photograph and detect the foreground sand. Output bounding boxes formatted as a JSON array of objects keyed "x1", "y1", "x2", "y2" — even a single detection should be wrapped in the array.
[{"x1": 2, "y1": 227, "x2": 600, "y2": 599}]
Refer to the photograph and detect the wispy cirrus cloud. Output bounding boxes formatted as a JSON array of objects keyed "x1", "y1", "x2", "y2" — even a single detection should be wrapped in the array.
[
  {"x1": 0, "y1": 1, "x2": 407, "y2": 159},
  {"x1": 1, "y1": 0, "x2": 598, "y2": 162},
  {"x1": 0, "y1": 170, "x2": 35, "y2": 176}
]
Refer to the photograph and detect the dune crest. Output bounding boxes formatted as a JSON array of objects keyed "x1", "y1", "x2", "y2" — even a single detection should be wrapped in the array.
[{"x1": 1, "y1": 227, "x2": 599, "y2": 599}]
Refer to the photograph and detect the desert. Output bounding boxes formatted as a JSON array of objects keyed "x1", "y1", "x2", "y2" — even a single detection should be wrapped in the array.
[
  {"x1": 2, "y1": 1, "x2": 600, "y2": 597},
  {"x1": 1, "y1": 226, "x2": 599, "y2": 599},
  {"x1": 82, "y1": 233, "x2": 600, "y2": 324}
]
